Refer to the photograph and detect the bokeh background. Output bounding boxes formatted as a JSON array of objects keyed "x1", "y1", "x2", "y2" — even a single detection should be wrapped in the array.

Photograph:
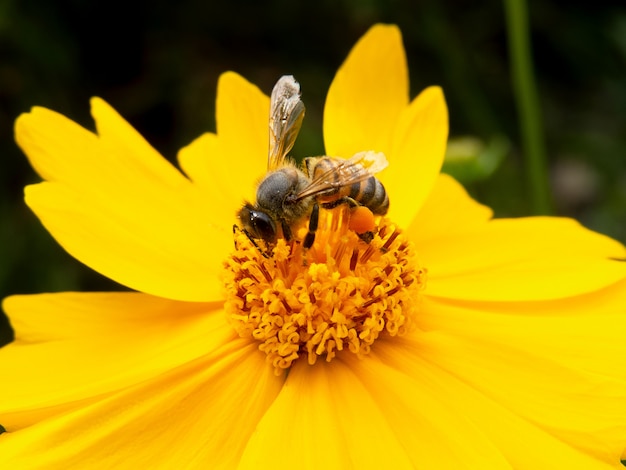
[{"x1": 1, "y1": 0, "x2": 625, "y2": 346}]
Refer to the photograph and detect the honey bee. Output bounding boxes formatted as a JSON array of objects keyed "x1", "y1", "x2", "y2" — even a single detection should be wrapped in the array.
[{"x1": 237, "y1": 75, "x2": 389, "y2": 253}]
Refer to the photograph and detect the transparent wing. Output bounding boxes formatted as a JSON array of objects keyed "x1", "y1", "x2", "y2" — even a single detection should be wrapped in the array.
[
  {"x1": 295, "y1": 151, "x2": 388, "y2": 201},
  {"x1": 268, "y1": 75, "x2": 306, "y2": 170}
]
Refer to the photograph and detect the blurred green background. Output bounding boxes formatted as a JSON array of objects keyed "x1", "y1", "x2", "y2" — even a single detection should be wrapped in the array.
[{"x1": 1, "y1": 0, "x2": 625, "y2": 345}]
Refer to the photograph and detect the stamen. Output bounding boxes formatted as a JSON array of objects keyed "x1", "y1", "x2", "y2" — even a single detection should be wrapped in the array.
[
  {"x1": 223, "y1": 209, "x2": 426, "y2": 375},
  {"x1": 350, "y1": 248, "x2": 359, "y2": 271}
]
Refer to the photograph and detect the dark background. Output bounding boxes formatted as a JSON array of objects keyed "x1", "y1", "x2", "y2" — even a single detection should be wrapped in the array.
[{"x1": 1, "y1": 0, "x2": 625, "y2": 345}]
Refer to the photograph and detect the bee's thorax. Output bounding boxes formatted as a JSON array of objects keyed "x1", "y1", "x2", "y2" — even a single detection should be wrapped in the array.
[{"x1": 256, "y1": 167, "x2": 311, "y2": 223}]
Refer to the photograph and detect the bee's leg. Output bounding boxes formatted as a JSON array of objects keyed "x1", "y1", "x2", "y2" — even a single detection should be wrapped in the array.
[
  {"x1": 281, "y1": 219, "x2": 293, "y2": 242},
  {"x1": 319, "y1": 199, "x2": 375, "y2": 242},
  {"x1": 303, "y1": 203, "x2": 319, "y2": 250},
  {"x1": 320, "y1": 200, "x2": 377, "y2": 243},
  {"x1": 357, "y1": 231, "x2": 375, "y2": 243},
  {"x1": 233, "y1": 224, "x2": 271, "y2": 258},
  {"x1": 232, "y1": 224, "x2": 239, "y2": 250},
  {"x1": 320, "y1": 197, "x2": 358, "y2": 210}
]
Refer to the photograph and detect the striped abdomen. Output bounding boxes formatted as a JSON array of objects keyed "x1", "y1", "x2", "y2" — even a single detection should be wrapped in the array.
[
  {"x1": 306, "y1": 157, "x2": 389, "y2": 215},
  {"x1": 345, "y1": 175, "x2": 389, "y2": 214}
]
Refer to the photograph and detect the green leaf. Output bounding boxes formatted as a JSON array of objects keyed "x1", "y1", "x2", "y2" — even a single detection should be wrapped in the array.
[{"x1": 442, "y1": 135, "x2": 510, "y2": 184}]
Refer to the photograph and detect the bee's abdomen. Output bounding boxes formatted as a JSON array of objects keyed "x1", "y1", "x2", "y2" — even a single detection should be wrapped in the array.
[
  {"x1": 349, "y1": 176, "x2": 389, "y2": 215},
  {"x1": 308, "y1": 157, "x2": 389, "y2": 215}
]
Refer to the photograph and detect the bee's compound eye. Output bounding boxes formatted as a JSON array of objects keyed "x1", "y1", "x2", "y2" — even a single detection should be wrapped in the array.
[
  {"x1": 239, "y1": 205, "x2": 277, "y2": 243},
  {"x1": 250, "y1": 211, "x2": 277, "y2": 242}
]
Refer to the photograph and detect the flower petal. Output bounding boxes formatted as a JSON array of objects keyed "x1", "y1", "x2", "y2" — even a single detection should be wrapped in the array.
[
  {"x1": 215, "y1": 72, "x2": 270, "y2": 179},
  {"x1": 238, "y1": 360, "x2": 415, "y2": 469},
  {"x1": 17, "y1": 100, "x2": 230, "y2": 301},
  {"x1": 25, "y1": 182, "x2": 229, "y2": 301},
  {"x1": 17, "y1": 98, "x2": 189, "y2": 191},
  {"x1": 178, "y1": 132, "x2": 220, "y2": 187},
  {"x1": 176, "y1": 132, "x2": 238, "y2": 226},
  {"x1": 178, "y1": 71, "x2": 270, "y2": 206},
  {"x1": 383, "y1": 86, "x2": 449, "y2": 227},
  {"x1": 323, "y1": 24, "x2": 408, "y2": 159},
  {"x1": 407, "y1": 173, "x2": 493, "y2": 243},
  {"x1": 341, "y1": 353, "x2": 515, "y2": 468},
  {"x1": 372, "y1": 338, "x2": 623, "y2": 468},
  {"x1": 422, "y1": 217, "x2": 626, "y2": 301},
  {"x1": 400, "y1": 293, "x2": 626, "y2": 466},
  {"x1": 0, "y1": 335, "x2": 282, "y2": 468},
  {"x1": 0, "y1": 292, "x2": 232, "y2": 429}
]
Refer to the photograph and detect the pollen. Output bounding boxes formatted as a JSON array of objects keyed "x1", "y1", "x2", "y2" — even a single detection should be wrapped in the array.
[{"x1": 223, "y1": 207, "x2": 426, "y2": 375}]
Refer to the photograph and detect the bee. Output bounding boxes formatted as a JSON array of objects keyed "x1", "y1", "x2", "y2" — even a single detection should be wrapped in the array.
[{"x1": 237, "y1": 75, "x2": 389, "y2": 253}]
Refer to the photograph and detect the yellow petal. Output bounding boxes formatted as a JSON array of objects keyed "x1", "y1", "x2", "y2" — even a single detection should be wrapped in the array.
[
  {"x1": 238, "y1": 360, "x2": 415, "y2": 469},
  {"x1": 214, "y1": 71, "x2": 270, "y2": 197},
  {"x1": 178, "y1": 132, "x2": 219, "y2": 187},
  {"x1": 0, "y1": 337, "x2": 282, "y2": 468},
  {"x1": 421, "y1": 217, "x2": 626, "y2": 301},
  {"x1": 0, "y1": 292, "x2": 232, "y2": 429},
  {"x1": 177, "y1": 132, "x2": 238, "y2": 227},
  {"x1": 371, "y1": 337, "x2": 622, "y2": 468},
  {"x1": 383, "y1": 86, "x2": 449, "y2": 227},
  {"x1": 407, "y1": 173, "x2": 493, "y2": 243},
  {"x1": 25, "y1": 181, "x2": 229, "y2": 301},
  {"x1": 178, "y1": 72, "x2": 271, "y2": 226},
  {"x1": 402, "y1": 294, "x2": 626, "y2": 466},
  {"x1": 16, "y1": 99, "x2": 189, "y2": 193},
  {"x1": 16, "y1": 100, "x2": 231, "y2": 301},
  {"x1": 323, "y1": 24, "x2": 408, "y2": 158},
  {"x1": 341, "y1": 353, "x2": 515, "y2": 468},
  {"x1": 91, "y1": 97, "x2": 190, "y2": 189}
]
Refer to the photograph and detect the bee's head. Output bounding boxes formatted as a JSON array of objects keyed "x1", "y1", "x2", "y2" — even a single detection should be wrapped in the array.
[{"x1": 238, "y1": 202, "x2": 277, "y2": 244}]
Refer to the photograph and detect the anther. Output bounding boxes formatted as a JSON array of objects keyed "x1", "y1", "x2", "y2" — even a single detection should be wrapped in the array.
[
  {"x1": 350, "y1": 248, "x2": 359, "y2": 271},
  {"x1": 224, "y1": 217, "x2": 425, "y2": 374}
]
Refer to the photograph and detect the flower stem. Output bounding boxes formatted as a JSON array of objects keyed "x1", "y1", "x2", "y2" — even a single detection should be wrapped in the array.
[{"x1": 504, "y1": 0, "x2": 552, "y2": 214}]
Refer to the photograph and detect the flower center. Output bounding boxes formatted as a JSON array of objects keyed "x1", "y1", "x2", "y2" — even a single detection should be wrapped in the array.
[{"x1": 223, "y1": 206, "x2": 426, "y2": 375}]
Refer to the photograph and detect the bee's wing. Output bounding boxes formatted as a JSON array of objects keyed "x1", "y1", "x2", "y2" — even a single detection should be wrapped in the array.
[
  {"x1": 295, "y1": 151, "x2": 388, "y2": 201},
  {"x1": 268, "y1": 75, "x2": 306, "y2": 170}
]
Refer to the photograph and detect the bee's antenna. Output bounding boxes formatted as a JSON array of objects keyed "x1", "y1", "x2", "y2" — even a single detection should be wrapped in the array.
[{"x1": 233, "y1": 224, "x2": 271, "y2": 258}]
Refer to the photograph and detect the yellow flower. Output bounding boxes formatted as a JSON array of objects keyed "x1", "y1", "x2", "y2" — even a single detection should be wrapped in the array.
[{"x1": 3, "y1": 24, "x2": 626, "y2": 468}]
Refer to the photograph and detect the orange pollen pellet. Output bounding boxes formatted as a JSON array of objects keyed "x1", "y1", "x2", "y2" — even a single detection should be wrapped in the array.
[{"x1": 349, "y1": 206, "x2": 376, "y2": 234}]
